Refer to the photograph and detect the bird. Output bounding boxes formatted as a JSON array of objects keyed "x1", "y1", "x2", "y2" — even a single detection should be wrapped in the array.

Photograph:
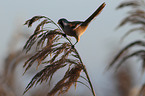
[{"x1": 58, "y1": 2, "x2": 106, "y2": 45}]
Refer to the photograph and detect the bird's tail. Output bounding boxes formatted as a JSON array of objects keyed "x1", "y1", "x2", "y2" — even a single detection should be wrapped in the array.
[{"x1": 82, "y1": 2, "x2": 106, "y2": 26}]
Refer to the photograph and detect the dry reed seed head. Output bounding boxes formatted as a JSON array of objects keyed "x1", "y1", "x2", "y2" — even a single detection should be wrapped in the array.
[
  {"x1": 65, "y1": 65, "x2": 83, "y2": 86},
  {"x1": 37, "y1": 33, "x2": 57, "y2": 50},
  {"x1": 23, "y1": 46, "x2": 52, "y2": 72},
  {"x1": 24, "y1": 16, "x2": 45, "y2": 27},
  {"x1": 23, "y1": 15, "x2": 89, "y2": 95},
  {"x1": 52, "y1": 35, "x2": 61, "y2": 43},
  {"x1": 38, "y1": 63, "x2": 67, "y2": 84},
  {"x1": 34, "y1": 19, "x2": 51, "y2": 33},
  {"x1": 42, "y1": 46, "x2": 78, "y2": 66},
  {"x1": 24, "y1": 42, "x2": 72, "y2": 73},
  {"x1": 115, "y1": 50, "x2": 145, "y2": 70},
  {"x1": 23, "y1": 33, "x2": 40, "y2": 53},
  {"x1": 23, "y1": 63, "x2": 67, "y2": 94},
  {"x1": 65, "y1": 59, "x2": 80, "y2": 65},
  {"x1": 129, "y1": 10, "x2": 145, "y2": 18},
  {"x1": 118, "y1": 16, "x2": 145, "y2": 28},
  {"x1": 108, "y1": 0, "x2": 145, "y2": 96},
  {"x1": 24, "y1": 29, "x2": 63, "y2": 53},
  {"x1": 50, "y1": 43, "x2": 69, "y2": 54},
  {"x1": 120, "y1": 27, "x2": 145, "y2": 41},
  {"x1": 24, "y1": 15, "x2": 61, "y2": 52},
  {"x1": 142, "y1": 58, "x2": 145, "y2": 72},
  {"x1": 48, "y1": 65, "x2": 82, "y2": 96},
  {"x1": 116, "y1": 1, "x2": 139, "y2": 9},
  {"x1": 115, "y1": 66, "x2": 133, "y2": 96},
  {"x1": 36, "y1": 31, "x2": 50, "y2": 49},
  {"x1": 60, "y1": 49, "x2": 72, "y2": 61},
  {"x1": 46, "y1": 34, "x2": 56, "y2": 47},
  {"x1": 38, "y1": 30, "x2": 68, "y2": 50},
  {"x1": 71, "y1": 53, "x2": 79, "y2": 59},
  {"x1": 138, "y1": 83, "x2": 145, "y2": 96},
  {"x1": 108, "y1": 41, "x2": 145, "y2": 69},
  {"x1": 116, "y1": 1, "x2": 145, "y2": 29},
  {"x1": 140, "y1": 54, "x2": 145, "y2": 72},
  {"x1": 49, "y1": 47, "x2": 65, "y2": 63}
]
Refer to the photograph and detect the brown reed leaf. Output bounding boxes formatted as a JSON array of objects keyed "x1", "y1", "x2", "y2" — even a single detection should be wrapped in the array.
[
  {"x1": 112, "y1": 0, "x2": 145, "y2": 72},
  {"x1": 48, "y1": 65, "x2": 82, "y2": 96},
  {"x1": 129, "y1": 10, "x2": 145, "y2": 18},
  {"x1": 23, "y1": 40, "x2": 83, "y2": 95},
  {"x1": 23, "y1": 49, "x2": 81, "y2": 95},
  {"x1": 138, "y1": 83, "x2": 145, "y2": 96},
  {"x1": 141, "y1": 54, "x2": 145, "y2": 73},
  {"x1": 116, "y1": 1, "x2": 139, "y2": 9},
  {"x1": 24, "y1": 16, "x2": 45, "y2": 27},
  {"x1": 36, "y1": 32, "x2": 57, "y2": 50},
  {"x1": 115, "y1": 66, "x2": 133, "y2": 96},
  {"x1": 23, "y1": 15, "x2": 96, "y2": 96},
  {"x1": 23, "y1": 63, "x2": 67, "y2": 94},
  {"x1": 111, "y1": 1, "x2": 145, "y2": 95},
  {"x1": 121, "y1": 27, "x2": 145, "y2": 42},
  {"x1": 116, "y1": 1, "x2": 145, "y2": 29},
  {"x1": 23, "y1": 43, "x2": 70, "y2": 72},
  {"x1": 34, "y1": 19, "x2": 51, "y2": 33},
  {"x1": 46, "y1": 43, "x2": 71, "y2": 65},
  {"x1": 5, "y1": 50, "x2": 32, "y2": 76},
  {"x1": 4, "y1": 51, "x2": 21, "y2": 76},
  {"x1": 108, "y1": 41, "x2": 145, "y2": 69},
  {"x1": 115, "y1": 50, "x2": 145, "y2": 70},
  {"x1": 23, "y1": 31, "x2": 42, "y2": 53},
  {"x1": 24, "y1": 30, "x2": 64, "y2": 53},
  {"x1": 24, "y1": 15, "x2": 64, "y2": 53},
  {"x1": 71, "y1": 53, "x2": 79, "y2": 59},
  {"x1": 65, "y1": 59, "x2": 80, "y2": 65},
  {"x1": 117, "y1": 15, "x2": 145, "y2": 28},
  {"x1": 23, "y1": 46, "x2": 52, "y2": 72}
]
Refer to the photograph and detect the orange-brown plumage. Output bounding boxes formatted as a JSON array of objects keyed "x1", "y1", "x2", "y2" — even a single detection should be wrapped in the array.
[{"x1": 58, "y1": 2, "x2": 106, "y2": 45}]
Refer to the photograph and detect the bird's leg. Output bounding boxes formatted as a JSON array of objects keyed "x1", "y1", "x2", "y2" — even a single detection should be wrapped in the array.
[
  {"x1": 73, "y1": 41, "x2": 78, "y2": 46},
  {"x1": 71, "y1": 45, "x2": 74, "y2": 49},
  {"x1": 71, "y1": 41, "x2": 77, "y2": 49}
]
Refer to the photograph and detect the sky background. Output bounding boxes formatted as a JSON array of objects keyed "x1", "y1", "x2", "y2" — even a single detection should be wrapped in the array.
[
  {"x1": 0, "y1": 0, "x2": 124, "y2": 67},
  {"x1": 1, "y1": 0, "x2": 144, "y2": 96}
]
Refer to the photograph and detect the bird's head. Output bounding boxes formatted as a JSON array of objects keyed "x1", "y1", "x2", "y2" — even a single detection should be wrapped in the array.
[{"x1": 57, "y1": 18, "x2": 68, "y2": 29}]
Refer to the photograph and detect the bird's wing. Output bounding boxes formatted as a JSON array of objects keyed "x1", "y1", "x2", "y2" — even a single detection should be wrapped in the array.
[{"x1": 68, "y1": 21, "x2": 83, "y2": 29}]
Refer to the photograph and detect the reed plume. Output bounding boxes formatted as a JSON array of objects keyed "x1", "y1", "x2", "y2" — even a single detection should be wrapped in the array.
[
  {"x1": 108, "y1": 0, "x2": 145, "y2": 95},
  {"x1": 23, "y1": 16, "x2": 96, "y2": 96}
]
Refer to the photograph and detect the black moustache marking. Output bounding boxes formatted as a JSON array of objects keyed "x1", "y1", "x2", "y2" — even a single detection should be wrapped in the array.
[{"x1": 60, "y1": 20, "x2": 64, "y2": 28}]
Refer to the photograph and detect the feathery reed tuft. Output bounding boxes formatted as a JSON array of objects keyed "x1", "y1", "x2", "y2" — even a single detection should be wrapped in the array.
[
  {"x1": 108, "y1": 0, "x2": 145, "y2": 71},
  {"x1": 23, "y1": 15, "x2": 97, "y2": 96},
  {"x1": 108, "y1": 1, "x2": 145, "y2": 96},
  {"x1": 48, "y1": 65, "x2": 82, "y2": 96},
  {"x1": 116, "y1": 1, "x2": 139, "y2": 9},
  {"x1": 138, "y1": 83, "x2": 145, "y2": 96}
]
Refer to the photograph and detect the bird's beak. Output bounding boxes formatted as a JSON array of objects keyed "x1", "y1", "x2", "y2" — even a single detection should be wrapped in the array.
[{"x1": 57, "y1": 21, "x2": 60, "y2": 24}]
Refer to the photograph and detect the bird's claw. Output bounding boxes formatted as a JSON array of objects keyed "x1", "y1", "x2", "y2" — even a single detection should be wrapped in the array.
[
  {"x1": 62, "y1": 34, "x2": 66, "y2": 37},
  {"x1": 71, "y1": 45, "x2": 75, "y2": 49}
]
